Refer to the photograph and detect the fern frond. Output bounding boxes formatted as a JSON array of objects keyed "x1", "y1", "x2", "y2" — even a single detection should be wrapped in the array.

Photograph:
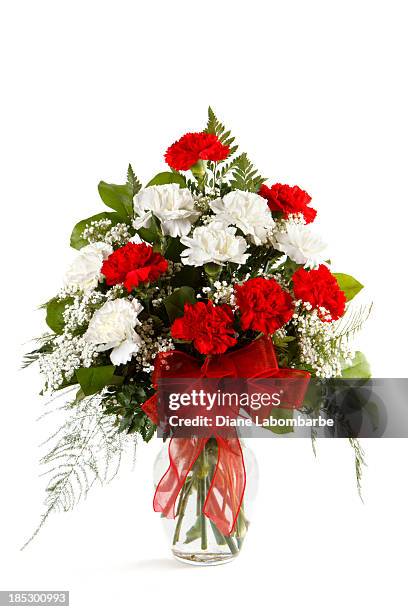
[
  {"x1": 127, "y1": 163, "x2": 142, "y2": 196},
  {"x1": 22, "y1": 335, "x2": 55, "y2": 369},
  {"x1": 333, "y1": 302, "x2": 373, "y2": 345},
  {"x1": 205, "y1": 107, "x2": 238, "y2": 156},
  {"x1": 229, "y1": 153, "x2": 265, "y2": 193},
  {"x1": 22, "y1": 350, "x2": 42, "y2": 368},
  {"x1": 185, "y1": 177, "x2": 201, "y2": 196},
  {"x1": 215, "y1": 155, "x2": 241, "y2": 180},
  {"x1": 349, "y1": 437, "x2": 366, "y2": 501},
  {"x1": 21, "y1": 394, "x2": 137, "y2": 550}
]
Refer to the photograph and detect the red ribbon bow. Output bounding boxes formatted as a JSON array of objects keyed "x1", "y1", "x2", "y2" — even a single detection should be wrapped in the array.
[{"x1": 142, "y1": 335, "x2": 310, "y2": 536}]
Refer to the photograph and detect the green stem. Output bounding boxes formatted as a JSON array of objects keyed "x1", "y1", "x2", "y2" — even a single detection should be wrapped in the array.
[
  {"x1": 208, "y1": 518, "x2": 239, "y2": 555},
  {"x1": 172, "y1": 479, "x2": 193, "y2": 545},
  {"x1": 196, "y1": 479, "x2": 200, "y2": 515},
  {"x1": 224, "y1": 534, "x2": 239, "y2": 555},
  {"x1": 200, "y1": 447, "x2": 208, "y2": 550},
  {"x1": 205, "y1": 450, "x2": 239, "y2": 556},
  {"x1": 212, "y1": 520, "x2": 239, "y2": 555}
]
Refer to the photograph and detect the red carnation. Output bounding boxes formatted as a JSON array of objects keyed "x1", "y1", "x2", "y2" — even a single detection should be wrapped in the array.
[
  {"x1": 165, "y1": 132, "x2": 230, "y2": 171},
  {"x1": 259, "y1": 183, "x2": 317, "y2": 224},
  {"x1": 101, "y1": 242, "x2": 168, "y2": 292},
  {"x1": 171, "y1": 301, "x2": 237, "y2": 355},
  {"x1": 235, "y1": 277, "x2": 294, "y2": 335},
  {"x1": 292, "y1": 265, "x2": 346, "y2": 321}
]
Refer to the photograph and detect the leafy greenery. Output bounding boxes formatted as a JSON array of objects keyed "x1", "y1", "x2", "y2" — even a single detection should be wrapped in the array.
[
  {"x1": 164, "y1": 286, "x2": 196, "y2": 323},
  {"x1": 265, "y1": 408, "x2": 295, "y2": 434},
  {"x1": 205, "y1": 106, "x2": 238, "y2": 157},
  {"x1": 229, "y1": 153, "x2": 265, "y2": 192},
  {"x1": 135, "y1": 214, "x2": 161, "y2": 244},
  {"x1": 21, "y1": 394, "x2": 137, "y2": 550},
  {"x1": 164, "y1": 236, "x2": 185, "y2": 262},
  {"x1": 211, "y1": 155, "x2": 241, "y2": 195},
  {"x1": 172, "y1": 265, "x2": 202, "y2": 288},
  {"x1": 46, "y1": 298, "x2": 73, "y2": 334},
  {"x1": 70, "y1": 211, "x2": 123, "y2": 249},
  {"x1": 75, "y1": 365, "x2": 119, "y2": 396},
  {"x1": 22, "y1": 335, "x2": 55, "y2": 368},
  {"x1": 333, "y1": 302, "x2": 373, "y2": 345},
  {"x1": 98, "y1": 180, "x2": 133, "y2": 219},
  {"x1": 349, "y1": 437, "x2": 366, "y2": 500},
  {"x1": 341, "y1": 351, "x2": 371, "y2": 378},
  {"x1": 272, "y1": 334, "x2": 296, "y2": 349},
  {"x1": 127, "y1": 163, "x2": 142, "y2": 196},
  {"x1": 146, "y1": 171, "x2": 186, "y2": 188},
  {"x1": 185, "y1": 177, "x2": 202, "y2": 196},
  {"x1": 104, "y1": 383, "x2": 156, "y2": 441},
  {"x1": 333, "y1": 273, "x2": 364, "y2": 301}
]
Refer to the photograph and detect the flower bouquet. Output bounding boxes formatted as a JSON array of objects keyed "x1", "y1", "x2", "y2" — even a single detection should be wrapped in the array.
[{"x1": 24, "y1": 108, "x2": 371, "y2": 564}]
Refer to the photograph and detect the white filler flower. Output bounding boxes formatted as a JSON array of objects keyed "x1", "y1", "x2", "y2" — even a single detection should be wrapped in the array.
[
  {"x1": 273, "y1": 224, "x2": 327, "y2": 269},
  {"x1": 210, "y1": 190, "x2": 275, "y2": 245},
  {"x1": 84, "y1": 298, "x2": 144, "y2": 366},
  {"x1": 180, "y1": 220, "x2": 249, "y2": 267},
  {"x1": 133, "y1": 184, "x2": 201, "y2": 237},
  {"x1": 64, "y1": 242, "x2": 113, "y2": 292}
]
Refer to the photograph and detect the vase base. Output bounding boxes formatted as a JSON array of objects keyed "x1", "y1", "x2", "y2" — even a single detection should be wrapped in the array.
[{"x1": 172, "y1": 550, "x2": 238, "y2": 566}]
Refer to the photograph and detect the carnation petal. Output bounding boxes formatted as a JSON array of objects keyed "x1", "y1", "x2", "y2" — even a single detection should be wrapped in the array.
[{"x1": 110, "y1": 337, "x2": 142, "y2": 365}]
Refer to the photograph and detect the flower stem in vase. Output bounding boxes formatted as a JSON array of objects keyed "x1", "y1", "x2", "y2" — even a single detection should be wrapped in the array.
[
  {"x1": 208, "y1": 515, "x2": 239, "y2": 556},
  {"x1": 172, "y1": 478, "x2": 193, "y2": 545},
  {"x1": 205, "y1": 443, "x2": 239, "y2": 556},
  {"x1": 200, "y1": 446, "x2": 208, "y2": 550},
  {"x1": 235, "y1": 507, "x2": 248, "y2": 550}
]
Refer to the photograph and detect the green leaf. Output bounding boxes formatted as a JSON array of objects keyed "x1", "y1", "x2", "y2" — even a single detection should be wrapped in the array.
[
  {"x1": 341, "y1": 352, "x2": 371, "y2": 379},
  {"x1": 265, "y1": 408, "x2": 294, "y2": 435},
  {"x1": 272, "y1": 334, "x2": 296, "y2": 348},
  {"x1": 140, "y1": 417, "x2": 156, "y2": 442},
  {"x1": 70, "y1": 211, "x2": 123, "y2": 249},
  {"x1": 333, "y1": 273, "x2": 364, "y2": 302},
  {"x1": 184, "y1": 516, "x2": 202, "y2": 544},
  {"x1": 164, "y1": 236, "x2": 184, "y2": 262},
  {"x1": 135, "y1": 214, "x2": 161, "y2": 244},
  {"x1": 229, "y1": 153, "x2": 265, "y2": 193},
  {"x1": 76, "y1": 365, "x2": 116, "y2": 396},
  {"x1": 136, "y1": 227, "x2": 156, "y2": 243},
  {"x1": 172, "y1": 265, "x2": 202, "y2": 288},
  {"x1": 98, "y1": 181, "x2": 133, "y2": 219},
  {"x1": 264, "y1": 253, "x2": 287, "y2": 274},
  {"x1": 109, "y1": 375, "x2": 125, "y2": 386},
  {"x1": 205, "y1": 106, "x2": 238, "y2": 157},
  {"x1": 46, "y1": 298, "x2": 73, "y2": 334},
  {"x1": 75, "y1": 388, "x2": 86, "y2": 402},
  {"x1": 127, "y1": 163, "x2": 142, "y2": 196},
  {"x1": 164, "y1": 286, "x2": 196, "y2": 322},
  {"x1": 146, "y1": 172, "x2": 187, "y2": 188}
]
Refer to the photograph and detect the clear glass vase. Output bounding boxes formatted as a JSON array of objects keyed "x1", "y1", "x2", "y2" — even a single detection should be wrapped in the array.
[{"x1": 153, "y1": 438, "x2": 258, "y2": 566}]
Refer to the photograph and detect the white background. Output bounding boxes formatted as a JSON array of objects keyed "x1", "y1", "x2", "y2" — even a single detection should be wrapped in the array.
[{"x1": 1, "y1": 1, "x2": 407, "y2": 610}]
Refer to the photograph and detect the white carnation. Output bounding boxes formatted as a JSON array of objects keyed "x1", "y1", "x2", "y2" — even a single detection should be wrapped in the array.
[
  {"x1": 64, "y1": 242, "x2": 113, "y2": 292},
  {"x1": 133, "y1": 184, "x2": 200, "y2": 237},
  {"x1": 272, "y1": 223, "x2": 327, "y2": 269},
  {"x1": 84, "y1": 298, "x2": 144, "y2": 366},
  {"x1": 180, "y1": 220, "x2": 249, "y2": 267},
  {"x1": 210, "y1": 190, "x2": 275, "y2": 245}
]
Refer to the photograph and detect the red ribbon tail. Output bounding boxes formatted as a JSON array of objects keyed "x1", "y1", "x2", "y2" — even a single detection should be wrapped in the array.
[
  {"x1": 153, "y1": 437, "x2": 207, "y2": 518},
  {"x1": 203, "y1": 437, "x2": 246, "y2": 536}
]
